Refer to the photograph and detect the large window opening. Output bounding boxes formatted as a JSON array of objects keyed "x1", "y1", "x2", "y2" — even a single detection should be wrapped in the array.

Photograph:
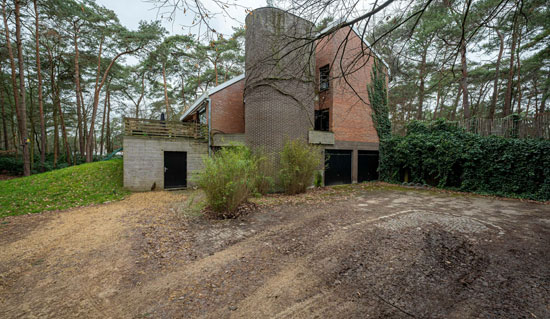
[
  {"x1": 315, "y1": 109, "x2": 330, "y2": 131},
  {"x1": 320, "y1": 65, "x2": 330, "y2": 91},
  {"x1": 198, "y1": 108, "x2": 207, "y2": 125}
]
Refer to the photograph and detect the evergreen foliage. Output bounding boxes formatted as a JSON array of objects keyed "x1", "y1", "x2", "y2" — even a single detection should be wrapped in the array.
[
  {"x1": 368, "y1": 62, "x2": 391, "y2": 140},
  {"x1": 379, "y1": 119, "x2": 550, "y2": 201}
]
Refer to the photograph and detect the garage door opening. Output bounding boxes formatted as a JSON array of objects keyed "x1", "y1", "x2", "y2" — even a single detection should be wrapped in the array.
[
  {"x1": 325, "y1": 149, "x2": 352, "y2": 186},
  {"x1": 358, "y1": 150, "x2": 379, "y2": 182},
  {"x1": 164, "y1": 151, "x2": 187, "y2": 189}
]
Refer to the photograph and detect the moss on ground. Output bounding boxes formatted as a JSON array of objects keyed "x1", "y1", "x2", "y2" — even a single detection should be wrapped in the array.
[{"x1": 0, "y1": 159, "x2": 130, "y2": 217}]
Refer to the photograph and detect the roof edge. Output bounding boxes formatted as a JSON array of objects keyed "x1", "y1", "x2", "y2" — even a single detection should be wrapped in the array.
[{"x1": 180, "y1": 74, "x2": 245, "y2": 121}]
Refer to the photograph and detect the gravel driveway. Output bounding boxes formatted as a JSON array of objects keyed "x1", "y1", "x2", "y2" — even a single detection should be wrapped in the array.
[{"x1": 1, "y1": 184, "x2": 549, "y2": 318}]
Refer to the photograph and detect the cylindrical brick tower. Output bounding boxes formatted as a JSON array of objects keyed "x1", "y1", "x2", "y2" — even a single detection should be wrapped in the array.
[{"x1": 244, "y1": 7, "x2": 316, "y2": 154}]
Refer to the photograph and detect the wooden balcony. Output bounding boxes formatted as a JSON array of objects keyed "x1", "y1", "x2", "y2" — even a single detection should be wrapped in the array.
[{"x1": 123, "y1": 117, "x2": 206, "y2": 140}]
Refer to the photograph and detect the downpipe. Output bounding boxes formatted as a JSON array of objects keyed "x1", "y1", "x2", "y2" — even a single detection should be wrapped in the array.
[{"x1": 207, "y1": 98, "x2": 212, "y2": 157}]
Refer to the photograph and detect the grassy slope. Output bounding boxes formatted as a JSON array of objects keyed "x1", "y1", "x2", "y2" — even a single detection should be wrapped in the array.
[{"x1": 0, "y1": 159, "x2": 130, "y2": 218}]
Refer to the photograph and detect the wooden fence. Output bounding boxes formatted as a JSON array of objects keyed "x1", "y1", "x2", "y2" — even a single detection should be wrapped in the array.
[
  {"x1": 123, "y1": 118, "x2": 206, "y2": 139},
  {"x1": 457, "y1": 114, "x2": 550, "y2": 139},
  {"x1": 393, "y1": 113, "x2": 550, "y2": 139}
]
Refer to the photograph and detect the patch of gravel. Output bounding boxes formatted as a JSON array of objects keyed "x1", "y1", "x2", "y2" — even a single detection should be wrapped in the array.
[{"x1": 375, "y1": 210, "x2": 492, "y2": 234}]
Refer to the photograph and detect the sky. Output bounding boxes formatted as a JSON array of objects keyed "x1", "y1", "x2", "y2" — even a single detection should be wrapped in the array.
[{"x1": 95, "y1": 0, "x2": 266, "y2": 37}]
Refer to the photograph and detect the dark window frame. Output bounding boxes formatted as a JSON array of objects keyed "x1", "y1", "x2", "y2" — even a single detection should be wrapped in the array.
[
  {"x1": 319, "y1": 64, "x2": 330, "y2": 91},
  {"x1": 315, "y1": 108, "x2": 330, "y2": 131}
]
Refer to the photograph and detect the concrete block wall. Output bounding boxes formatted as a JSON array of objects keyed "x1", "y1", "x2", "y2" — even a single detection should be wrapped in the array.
[{"x1": 123, "y1": 136, "x2": 208, "y2": 191}]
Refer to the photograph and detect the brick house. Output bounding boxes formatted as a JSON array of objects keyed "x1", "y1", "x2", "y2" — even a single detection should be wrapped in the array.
[{"x1": 123, "y1": 7, "x2": 389, "y2": 191}]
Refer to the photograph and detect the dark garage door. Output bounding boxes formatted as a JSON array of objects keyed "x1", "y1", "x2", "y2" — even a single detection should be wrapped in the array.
[
  {"x1": 164, "y1": 151, "x2": 187, "y2": 189},
  {"x1": 325, "y1": 150, "x2": 352, "y2": 186},
  {"x1": 358, "y1": 150, "x2": 379, "y2": 182}
]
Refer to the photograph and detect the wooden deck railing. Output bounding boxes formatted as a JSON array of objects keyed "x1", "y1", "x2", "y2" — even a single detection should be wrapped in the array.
[{"x1": 123, "y1": 117, "x2": 206, "y2": 139}]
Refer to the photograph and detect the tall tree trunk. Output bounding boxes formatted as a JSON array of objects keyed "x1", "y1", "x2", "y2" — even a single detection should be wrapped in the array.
[
  {"x1": 57, "y1": 94, "x2": 71, "y2": 165},
  {"x1": 533, "y1": 78, "x2": 539, "y2": 116},
  {"x1": 541, "y1": 84, "x2": 548, "y2": 114},
  {"x1": 0, "y1": 86, "x2": 8, "y2": 150},
  {"x1": 106, "y1": 90, "x2": 111, "y2": 153},
  {"x1": 53, "y1": 91, "x2": 59, "y2": 168},
  {"x1": 525, "y1": 92, "x2": 532, "y2": 116},
  {"x1": 136, "y1": 72, "x2": 145, "y2": 118},
  {"x1": 434, "y1": 87, "x2": 441, "y2": 120},
  {"x1": 475, "y1": 82, "x2": 490, "y2": 117},
  {"x1": 80, "y1": 75, "x2": 88, "y2": 142},
  {"x1": 503, "y1": 11, "x2": 518, "y2": 117},
  {"x1": 33, "y1": 0, "x2": 46, "y2": 167},
  {"x1": 28, "y1": 78, "x2": 35, "y2": 170},
  {"x1": 162, "y1": 62, "x2": 171, "y2": 119},
  {"x1": 85, "y1": 36, "x2": 104, "y2": 162},
  {"x1": 46, "y1": 45, "x2": 71, "y2": 165},
  {"x1": 99, "y1": 81, "x2": 110, "y2": 156},
  {"x1": 459, "y1": 40, "x2": 471, "y2": 120},
  {"x1": 3, "y1": 81, "x2": 18, "y2": 155},
  {"x1": 417, "y1": 48, "x2": 427, "y2": 120},
  {"x1": 3, "y1": 1, "x2": 22, "y2": 156},
  {"x1": 452, "y1": 86, "x2": 462, "y2": 121},
  {"x1": 489, "y1": 29, "x2": 504, "y2": 119},
  {"x1": 73, "y1": 22, "x2": 86, "y2": 157},
  {"x1": 85, "y1": 46, "x2": 138, "y2": 162},
  {"x1": 515, "y1": 25, "x2": 522, "y2": 115},
  {"x1": 100, "y1": 87, "x2": 107, "y2": 157},
  {"x1": 13, "y1": 0, "x2": 31, "y2": 176}
]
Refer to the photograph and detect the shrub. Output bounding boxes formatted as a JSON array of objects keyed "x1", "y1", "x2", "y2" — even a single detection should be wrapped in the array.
[
  {"x1": 0, "y1": 156, "x2": 24, "y2": 175},
  {"x1": 380, "y1": 119, "x2": 550, "y2": 201},
  {"x1": 314, "y1": 170, "x2": 323, "y2": 188},
  {"x1": 196, "y1": 144, "x2": 257, "y2": 216},
  {"x1": 279, "y1": 139, "x2": 323, "y2": 194},
  {"x1": 252, "y1": 151, "x2": 275, "y2": 195}
]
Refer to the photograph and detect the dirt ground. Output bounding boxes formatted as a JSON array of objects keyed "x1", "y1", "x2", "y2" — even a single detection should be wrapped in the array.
[{"x1": 1, "y1": 184, "x2": 549, "y2": 318}]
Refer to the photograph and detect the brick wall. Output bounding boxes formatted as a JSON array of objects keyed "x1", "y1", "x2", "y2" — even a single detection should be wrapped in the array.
[
  {"x1": 210, "y1": 79, "x2": 245, "y2": 134},
  {"x1": 123, "y1": 136, "x2": 207, "y2": 191},
  {"x1": 244, "y1": 7, "x2": 315, "y2": 155},
  {"x1": 315, "y1": 27, "x2": 381, "y2": 144}
]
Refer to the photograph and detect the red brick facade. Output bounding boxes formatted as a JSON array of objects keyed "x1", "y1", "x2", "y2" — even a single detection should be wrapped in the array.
[
  {"x1": 210, "y1": 79, "x2": 245, "y2": 134},
  {"x1": 186, "y1": 26, "x2": 386, "y2": 152},
  {"x1": 315, "y1": 27, "x2": 381, "y2": 144},
  {"x1": 202, "y1": 27, "x2": 384, "y2": 145},
  {"x1": 179, "y1": 8, "x2": 389, "y2": 185}
]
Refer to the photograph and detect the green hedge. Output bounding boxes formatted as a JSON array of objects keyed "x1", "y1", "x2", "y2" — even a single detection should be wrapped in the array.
[
  {"x1": 380, "y1": 119, "x2": 550, "y2": 201},
  {"x1": 0, "y1": 153, "x2": 104, "y2": 175}
]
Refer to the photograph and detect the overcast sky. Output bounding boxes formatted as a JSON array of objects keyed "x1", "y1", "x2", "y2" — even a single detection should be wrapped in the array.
[{"x1": 95, "y1": 0, "x2": 266, "y2": 37}]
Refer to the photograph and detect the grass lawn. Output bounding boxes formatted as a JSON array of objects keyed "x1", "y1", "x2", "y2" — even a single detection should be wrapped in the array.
[{"x1": 0, "y1": 159, "x2": 130, "y2": 218}]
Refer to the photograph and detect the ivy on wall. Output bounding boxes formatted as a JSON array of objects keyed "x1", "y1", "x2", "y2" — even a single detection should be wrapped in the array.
[
  {"x1": 367, "y1": 62, "x2": 391, "y2": 140},
  {"x1": 379, "y1": 119, "x2": 550, "y2": 201}
]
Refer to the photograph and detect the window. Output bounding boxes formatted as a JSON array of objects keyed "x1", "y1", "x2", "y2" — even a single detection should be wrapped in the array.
[
  {"x1": 198, "y1": 108, "x2": 207, "y2": 125},
  {"x1": 315, "y1": 109, "x2": 330, "y2": 131},
  {"x1": 319, "y1": 65, "x2": 330, "y2": 91}
]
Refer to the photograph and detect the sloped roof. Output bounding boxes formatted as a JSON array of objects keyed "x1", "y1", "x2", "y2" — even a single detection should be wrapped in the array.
[{"x1": 180, "y1": 74, "x2": 245, "y2": 121}]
